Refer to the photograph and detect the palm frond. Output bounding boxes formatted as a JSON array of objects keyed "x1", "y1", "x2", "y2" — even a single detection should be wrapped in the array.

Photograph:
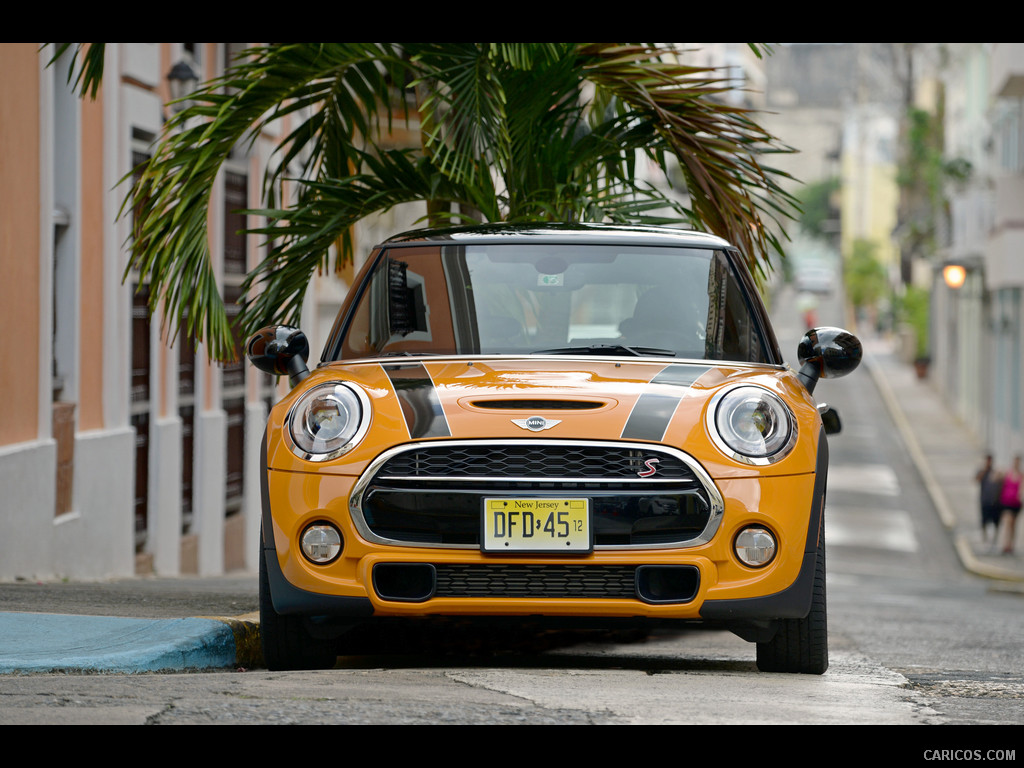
[
  {"x1": 43, "y1": 43, "x2": 106, "y2": 99},
  {"x1": 235, "y1": 146, "x2": 500, "y2": 340},
  {"x1": 576, "y1": 43, "x2": 798, "y2": 277},
  {"x1": 124, "y1": 43, "x2": 411, "y2": 360},
  {"x1": 407, "y1": 44, "x2": 512, "y2": 183}
]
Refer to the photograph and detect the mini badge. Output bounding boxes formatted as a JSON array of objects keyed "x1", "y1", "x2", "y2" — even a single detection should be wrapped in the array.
[{"x1": 512, "y1": 416, "x2": 562, "y2": 432}]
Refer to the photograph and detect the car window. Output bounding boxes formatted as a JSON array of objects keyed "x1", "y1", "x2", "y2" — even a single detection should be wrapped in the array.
[{"x1": 336, "y1": 243, "x2": 768, "y2": 363}]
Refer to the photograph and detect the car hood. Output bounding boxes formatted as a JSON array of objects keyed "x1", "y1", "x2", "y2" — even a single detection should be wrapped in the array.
[{"x1": 266, "y1": 356, "x2": 821, "y2": 478}]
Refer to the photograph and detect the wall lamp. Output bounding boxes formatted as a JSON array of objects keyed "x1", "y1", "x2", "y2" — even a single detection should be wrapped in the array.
[
  {"x1": 940, "y1": 257, "x2": 981, "y2": 291},
  {"x1": 942, "y1": 263, "x2": 967, "y2": 290},
  {"x1": 167, "y1": 59, "x2": 199, "y2": 114}
]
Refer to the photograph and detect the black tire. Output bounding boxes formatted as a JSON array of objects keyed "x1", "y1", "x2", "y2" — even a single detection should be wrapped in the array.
[
  {"x1": 756, "y1": 526, "x2": 828, "y2": 674},
  {"x1": 259, "y1": 543, "x2": 337, "y2": 671}
]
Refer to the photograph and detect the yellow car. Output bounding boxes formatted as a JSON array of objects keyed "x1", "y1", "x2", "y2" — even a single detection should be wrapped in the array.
[{"x1": 247, "y1": 224, "x2": 861, "y2": 673}]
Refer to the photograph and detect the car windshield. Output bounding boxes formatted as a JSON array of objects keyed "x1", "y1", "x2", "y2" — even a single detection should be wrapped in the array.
[{"x1": 333, "y1": 243, "x2": 769, "y2": 363}]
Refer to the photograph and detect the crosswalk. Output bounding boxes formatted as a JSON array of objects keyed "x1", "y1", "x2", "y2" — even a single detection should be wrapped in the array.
[
  {"x1": 825, "y1": 463, "x2": 919, "y2": 553},
  {"x1": 827, "y1": 464, "x2": 901, "y2": 497}
]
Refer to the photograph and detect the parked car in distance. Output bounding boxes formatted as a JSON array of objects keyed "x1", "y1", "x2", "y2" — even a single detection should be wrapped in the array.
[
  {"x1": 247, "y1": 223, "x2": 862, "y2": 673},
  {"x1": 795, "y1": 264, "x2": 836, "y2": 295}
]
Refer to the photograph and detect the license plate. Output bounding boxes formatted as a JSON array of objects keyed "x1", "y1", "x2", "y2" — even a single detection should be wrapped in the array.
[{"x1": 482, "y1": 498, "x2": 591, "y2": 553}]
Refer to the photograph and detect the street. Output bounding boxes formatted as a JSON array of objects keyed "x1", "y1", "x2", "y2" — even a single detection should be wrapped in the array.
[
  {"x1": 1, "y1": 284, "x2": 1023, "y2": 728},
  {"x1": 776, "y1": 282, "x2": 1024, "y2": 727}
]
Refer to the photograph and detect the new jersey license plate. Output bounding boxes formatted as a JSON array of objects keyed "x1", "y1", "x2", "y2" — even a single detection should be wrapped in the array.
[{"x1": 482, "y1": 497, "x2": 591, "y2": 553}]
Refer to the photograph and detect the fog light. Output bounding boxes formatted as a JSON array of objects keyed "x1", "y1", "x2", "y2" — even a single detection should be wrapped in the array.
[
  {"x1": 734, "y1": 526, "x2": 776, "y2": 567},
  {"x1": 300, "y1": 523, "x2": 342, "y2": 564}
]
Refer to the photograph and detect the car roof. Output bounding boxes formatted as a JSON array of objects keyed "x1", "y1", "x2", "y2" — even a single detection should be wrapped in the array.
[{"x1": 379, "y1": 222, "x2": 735, "y2": 250}]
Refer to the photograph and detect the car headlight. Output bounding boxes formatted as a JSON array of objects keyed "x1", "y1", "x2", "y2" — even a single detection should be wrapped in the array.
[
  {"x1": 285, "y1": 382, "x2": 370, "y2": 461},
  {"x1": 708, "y1": 385, "x2": 796, "y2": 464},
  {"x1": 300, "y1": 522, "x2": 343, "y2": 564},
  {"x1": 734, "y1": 526, "x2": 777, "y2": 567}
]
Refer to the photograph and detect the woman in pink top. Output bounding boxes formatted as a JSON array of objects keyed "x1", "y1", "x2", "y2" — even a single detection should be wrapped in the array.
[{"x1": 999, "y1": 455, "x2": 1022, "y2": 555}]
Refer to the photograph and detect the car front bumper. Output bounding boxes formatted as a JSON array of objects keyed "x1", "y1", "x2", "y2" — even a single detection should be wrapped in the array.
[{"x1": 260, "y1": 432, "x2": 828, "y2": 629}]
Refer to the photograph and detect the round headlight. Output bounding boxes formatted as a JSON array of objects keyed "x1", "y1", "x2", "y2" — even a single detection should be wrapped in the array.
[
  {"x1": 287, "y1": 382, "x2": 369, "y2": 461},
  {"x1": 710, "y1": 385, "x2": 796, "y2": 464}
]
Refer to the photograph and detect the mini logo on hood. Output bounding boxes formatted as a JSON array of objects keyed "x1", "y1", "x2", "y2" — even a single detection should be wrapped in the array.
[{"x1": 512, "y1": 416, "x2": 561, "y2": 432}]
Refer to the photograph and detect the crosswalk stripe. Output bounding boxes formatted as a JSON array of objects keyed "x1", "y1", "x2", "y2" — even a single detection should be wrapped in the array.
[
  {"x1": 827, "y1": 505, "x2": 918, "y2": 552},
  {"x1": 828, "y1": 464, "x2": 900, "y2": 496}
]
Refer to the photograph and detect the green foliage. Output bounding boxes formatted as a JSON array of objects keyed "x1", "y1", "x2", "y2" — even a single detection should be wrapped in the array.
[
  {"x1": 897, "y1": 106, "x2": 972, "y2": 258},
  {"x1": 898, "y1": 108, "x2": 945, "y2": 208},
  {"x1": 43, "y1": 43, "x2": 105, "y2": 100},
  {"x1": 897, "y1": 284, "x2": 930, "y2": 358},
  {"x1": 943, "y1": 156, "x2": 973, "y2": 183},
  {"x1": 796, "y1": 177, "x2": 840, "y2": 241},
  {"x1": 52, "y1": 43, "x2": 798, "y2": 361},
  {"x1": 844, "y1": 239, "x2": 888, "y2": 311}
]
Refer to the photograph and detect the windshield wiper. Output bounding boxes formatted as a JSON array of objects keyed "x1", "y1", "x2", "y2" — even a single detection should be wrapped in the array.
[{"x1": 532, "y1": 344, "x2": 676, "y2": 358}]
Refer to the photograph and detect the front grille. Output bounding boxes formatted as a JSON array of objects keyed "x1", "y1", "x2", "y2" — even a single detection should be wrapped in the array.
[
  {"x1": 353, "y1": 440, "x2": 721, "y2": 549},
  {"x1": 377, "y1": 443, "x2": 697, "y2": 482},
  {"x1": 434, "y1": 563, "x2": 637, "y2": 598}
]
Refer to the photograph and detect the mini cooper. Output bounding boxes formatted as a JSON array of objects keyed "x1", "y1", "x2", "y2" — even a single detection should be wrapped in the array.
[{"x1": 247, "y1": 224, "x2": 861, "y2": 673}]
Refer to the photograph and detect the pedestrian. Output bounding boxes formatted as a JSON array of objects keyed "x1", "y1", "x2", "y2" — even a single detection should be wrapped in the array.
[
  {"x1": 998, "y1": 455, "x2": 1022, "y2": 555},
  {"x1": 976, "y1": 454, "x2": 1002, "y2": 550},
  {"x1": 797, "y1": 292, "x2": 819, "y2": 330}
]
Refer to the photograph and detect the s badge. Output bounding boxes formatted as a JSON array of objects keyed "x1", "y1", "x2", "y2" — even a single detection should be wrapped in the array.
[{"x1": 637, "y1": 458, "x2": 660, "y2": 477}]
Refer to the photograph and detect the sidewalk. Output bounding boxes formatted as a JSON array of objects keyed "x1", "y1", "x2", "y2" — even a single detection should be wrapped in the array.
[
  {"x1": 0, "y1": 577, "x2": 262, "y2": 674},
  {"x1": 1, "y1": 342, "x2": 1021, "y2": 675},
  {"x1": 0, "y1": 612, "x2": 261, "y2": 674},
  {"x1": 863, "y1": 335, "x2": 1024, "y2": 589}
]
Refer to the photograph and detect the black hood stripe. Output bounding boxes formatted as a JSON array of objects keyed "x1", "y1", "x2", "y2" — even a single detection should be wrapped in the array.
[
  {"x1": 621, "y1": 364, "x2": 707, "y2": 441},
  {"x1": 621, "y1": 393, "x2": 682, "y2": 441},
  {"x1": 650, "y1": 364, "x2": 707, "y2": 387},
  {"x1": 382, "y1": 363, "x2": 451, "y2": 439}
]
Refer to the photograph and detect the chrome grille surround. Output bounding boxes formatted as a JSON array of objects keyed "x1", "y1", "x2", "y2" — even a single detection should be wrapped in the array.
[{"x1": 349, "y1": 440, "x2": 724, "y2": 550}]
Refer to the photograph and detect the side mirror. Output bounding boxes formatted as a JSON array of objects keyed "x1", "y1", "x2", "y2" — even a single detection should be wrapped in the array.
[
  {"x1": 797, "y1": 327, "x2": 862, "y2": 395},
  {"x1": 246, "y1": 325, "x2": 310, "y2": 388}
]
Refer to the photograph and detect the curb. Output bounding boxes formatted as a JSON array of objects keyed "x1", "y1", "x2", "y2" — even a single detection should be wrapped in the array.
[
  {"x1": 0, "y1": 612, "x2": 262, "y2": 675},
  {"x1": 208, "y1": 615, "x2": 263, "y2": 669}
]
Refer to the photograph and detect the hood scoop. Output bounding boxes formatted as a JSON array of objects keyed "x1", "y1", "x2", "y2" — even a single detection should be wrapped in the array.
[{"x1": 470, "y1": 399, "x2": 602, "y2": 411}]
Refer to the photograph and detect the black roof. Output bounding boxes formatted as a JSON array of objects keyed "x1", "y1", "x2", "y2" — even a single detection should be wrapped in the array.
[{"x1": 379, "y1": 222, "x2": 735, "y2": 250}]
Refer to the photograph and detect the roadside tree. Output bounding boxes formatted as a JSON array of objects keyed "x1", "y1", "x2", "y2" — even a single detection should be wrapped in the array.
[{"x1": 52, "y1": 43, "x2": 797, "y2": 360}]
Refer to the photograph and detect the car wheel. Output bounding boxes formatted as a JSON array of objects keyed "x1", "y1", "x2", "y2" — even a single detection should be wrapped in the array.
[
  {"x1": 755, "y1": 524, "x2": 828, "y2": 674},
  {"x1": 259, "y1": 541, "x2": 338, "y2": 671}
]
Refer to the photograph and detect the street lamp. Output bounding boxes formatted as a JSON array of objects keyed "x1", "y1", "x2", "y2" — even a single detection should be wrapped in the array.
[{"x1": 167, "y1": 59, "x2": 199, "y2": 114}]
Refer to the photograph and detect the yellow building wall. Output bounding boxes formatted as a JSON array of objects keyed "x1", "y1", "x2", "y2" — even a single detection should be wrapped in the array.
[{"x1": 840, "y1": 150, "x2": 899, "y2": 274}]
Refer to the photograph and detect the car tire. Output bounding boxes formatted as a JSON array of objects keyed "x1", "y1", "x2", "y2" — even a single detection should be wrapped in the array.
[
  {"x1": 755, "y1": 525, "x2": 828, "y2": 674},
  {"x1": 259, "y1": 541, "x2": 338, "y2": 671}
]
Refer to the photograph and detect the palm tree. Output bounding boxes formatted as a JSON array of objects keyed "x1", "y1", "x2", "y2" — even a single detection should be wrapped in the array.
[{"x1": 53, "y1": 43, "x2": 797, "y2": 361}]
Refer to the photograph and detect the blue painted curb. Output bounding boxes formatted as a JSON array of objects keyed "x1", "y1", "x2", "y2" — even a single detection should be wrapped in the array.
[{"x1": 0, "y1": 613, "x2": 243, "y2": 674}]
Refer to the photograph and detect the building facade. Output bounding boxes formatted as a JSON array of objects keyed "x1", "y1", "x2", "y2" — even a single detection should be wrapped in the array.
[
  {"x1": 0, "y1": 43, "x2": 418, "y2": 580},
  {"x1": 12, "y1": 42, "x2": 736, "y2": 580},
  {"x1": 932, "y1": 43, "x2": 1024, "y2": 467}
]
